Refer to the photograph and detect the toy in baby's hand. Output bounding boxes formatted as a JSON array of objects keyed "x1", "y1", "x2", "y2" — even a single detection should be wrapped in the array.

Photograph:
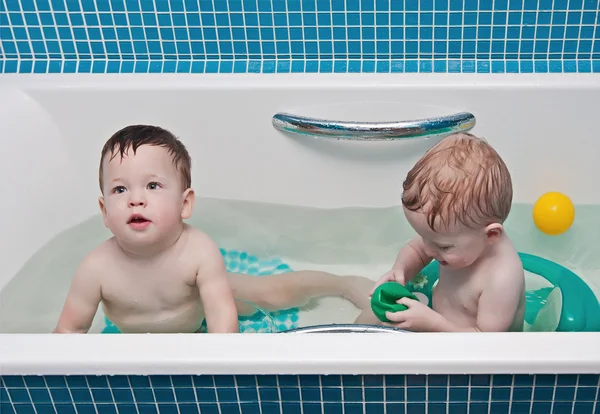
[{"x1": 370, "y1": 282, "x2": 419, "y2": 323}]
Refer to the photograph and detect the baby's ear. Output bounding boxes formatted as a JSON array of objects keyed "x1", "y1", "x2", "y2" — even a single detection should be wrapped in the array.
[
  {"x1": 98, "y1": 197, "x2": 108, "y2": 228},
  {"x1": 484, "y1": 223, "x2": 503, "y2": 243},
  {"x1": 181, "y1": 188, "x2": 195, "y2": 219}
]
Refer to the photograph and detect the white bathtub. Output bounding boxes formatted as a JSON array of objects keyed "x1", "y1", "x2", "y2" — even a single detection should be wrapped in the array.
[{"x1": 1, "y1": 73, "x2": 599, "y2": 376}]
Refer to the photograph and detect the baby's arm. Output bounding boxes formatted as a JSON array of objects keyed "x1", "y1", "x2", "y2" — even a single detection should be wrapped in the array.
[
  {"x1": 54, "y1": 254, "x2": 103, "y2": 333},
  {"x1": 359, "y1": 237, "x2": 433, "y2": 323},
  {"x1": 390, "y1": 237, "x2": 433, "y2": 283},
  {"x1": 474, "y1": 269, "x2": 523, "y2": 332},
  {"x1": 371, "y1": 237, "x2": 432, "y2": 291},
  {"x1": 195, "y1": 238, "x2": 239, "y2": 333}
]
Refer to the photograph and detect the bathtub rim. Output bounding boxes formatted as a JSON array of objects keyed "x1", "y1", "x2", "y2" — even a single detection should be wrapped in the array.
[{"x1": 1, "y1": 332, "x2": 599, "y2": 375}]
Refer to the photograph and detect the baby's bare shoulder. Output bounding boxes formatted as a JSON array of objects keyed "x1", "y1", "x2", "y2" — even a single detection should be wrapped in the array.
[
  {"x1": 181, "y1": 225, "x2": 223, "y2": 263},
  {"x1": 72, "y1": 238, "x2": 121, "y2": 283},
  {"x1": 183, "y1": 225, "x2": 219, "y2": 249},
  {"x1": 486, "y1": 243, "x2": 524, "y2": 287}
]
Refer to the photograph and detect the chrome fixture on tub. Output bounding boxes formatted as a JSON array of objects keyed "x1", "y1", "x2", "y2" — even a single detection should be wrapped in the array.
[
  {"x1": 272, "y1": 111, "x2": 475, "y2": 141},
  {"x1": 281, "y1": 324, "x2": 407, "y2": 334}
]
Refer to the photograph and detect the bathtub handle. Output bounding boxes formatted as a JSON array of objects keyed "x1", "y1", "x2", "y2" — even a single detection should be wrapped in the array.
[
  {"x1": 281, "y1": 324, "x2": 408, "y2": 334},
  {"x1": 272, "y1": 111, "x2": 475, "y2": 141}
]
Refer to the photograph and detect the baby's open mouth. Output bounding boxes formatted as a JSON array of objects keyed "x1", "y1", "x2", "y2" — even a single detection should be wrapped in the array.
[{"x1": 128, "y1": 214, "x2": 150, "y2": 224}]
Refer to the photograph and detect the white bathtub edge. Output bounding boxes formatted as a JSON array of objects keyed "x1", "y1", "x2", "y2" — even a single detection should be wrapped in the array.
[{"x1": 1, "y1": 332, "x2": 599, "y2": 375}]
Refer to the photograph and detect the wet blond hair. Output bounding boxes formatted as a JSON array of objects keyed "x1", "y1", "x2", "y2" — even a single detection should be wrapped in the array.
[{"x1": 402, "y1": 132, "x2": 513, "y2": 231}]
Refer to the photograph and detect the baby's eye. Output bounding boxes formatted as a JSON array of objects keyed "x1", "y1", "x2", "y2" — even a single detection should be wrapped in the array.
[
  {"x1": 438, "y1": 246, "x2": 452, "y2": 251},
  {"x1": 147, "y1": 182, "x2": 161, "y2": 190},
  {"x1": 112, "y1": 186, "x2": 126, "y2": 194}
]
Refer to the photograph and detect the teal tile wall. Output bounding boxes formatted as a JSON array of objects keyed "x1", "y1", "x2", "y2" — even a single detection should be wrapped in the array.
[
  {"x1": 2, "y1": 374, "x2": 599, "y2": 414},
  {"x1": 1, "y1": 0, "x2": 599, "y2": 73}
]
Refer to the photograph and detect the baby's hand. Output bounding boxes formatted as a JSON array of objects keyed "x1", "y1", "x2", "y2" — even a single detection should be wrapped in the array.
[
  {"x1": 369, "y1": 269, "x2": 406, "y2": 297},
  {"x1": 384, "y1": 298, "x2": 443, "y2": 332}
]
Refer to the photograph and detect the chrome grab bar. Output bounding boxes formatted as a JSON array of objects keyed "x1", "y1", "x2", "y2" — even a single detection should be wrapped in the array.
[
  {"x1": 281, "y1": 324, "x2": 407, "y2": 334},
  {"x1": 272, "y1": 111, "x2": 475, "y2": 141}
]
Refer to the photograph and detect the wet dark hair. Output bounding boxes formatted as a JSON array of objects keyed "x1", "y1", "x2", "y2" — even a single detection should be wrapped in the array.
[{"x1": 98, "y1": 124, "x2": 191, "y2": 192}]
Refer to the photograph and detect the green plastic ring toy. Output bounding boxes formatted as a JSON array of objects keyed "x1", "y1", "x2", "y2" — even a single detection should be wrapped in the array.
[{"x1": 370, "y1": 282, "x2": 419, "y2": 323}]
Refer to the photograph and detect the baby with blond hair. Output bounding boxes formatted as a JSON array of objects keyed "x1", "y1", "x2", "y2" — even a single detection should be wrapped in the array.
[{"x1": 356, "y1": 132, "x2": 526, "y2": 332}]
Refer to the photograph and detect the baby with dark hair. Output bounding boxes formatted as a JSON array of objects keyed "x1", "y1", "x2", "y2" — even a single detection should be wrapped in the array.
[{"x1": 55, "y1": 124, "x2": 373, "y2": 334}]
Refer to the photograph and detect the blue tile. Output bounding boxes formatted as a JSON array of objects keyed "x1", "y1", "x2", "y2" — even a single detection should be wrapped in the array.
[
  {"x1": 92, "y1": 389, "x2": 113, "y2": 403},
  {"x1": 406, "y1": 387, "x2": 426, "y2": 402},
  {"x1": 553, "y1": 401, "x2": 574, "y2": 414},
  {"x1": 490, "y1": 402, "x2": 510, "y2": 413},
  {"x1": 47, "y1": 389, "x2": 70, "y2": 404},
  {"x1": 196, "y1": 388, "x2": 217, "y2": 403},
  {"x1": 154, "y1": 389, "x2": 175, "y2": 403},
  {"x1": 428, "y1": 403, "x2": 447, "y2": 414},
  {"x1": 323, "y1": 403, "x2": 343, "y2": 414},
  {"x1": 3, "y1": 373, "x2": 27, "y2": 386},
  {"x1": 71, "y1": 389, "x2": 93, "y2": 403},
  {"x1": 386, "y1": 376, "x2": 405, "y2": 387},
  {"x1": 258, "y1": 387, "x2": 279, "y2": 401},
  {"x1": 579, "y1": 375, "x2": 599, "y2": 386},
  {"x1": 278, "y1": 376, "x2": 299, "y2": 388},
  {"x1": 428, "y1": 387, "x2": 448, "y2": 402},
  {"x1": 532, "y1": 402, "x2": 553, "y2": 414},
  {"x1": 298, "y1": 376, "x2": 319, "y2": 387},
  {"x1": 9, "y1": 389, "x2": 31, "y2": 403},
  {"x1": 178, "y1": 404, "x2": 199, "y2": 414},
  {"x1": 129, "y1": 377, "x2": 151, "y2": 388},
  {"x1": 576, "y1": 387, "x2": 598, "y2": 401},
  {"x1": 470, "y1": 403, "x2": 489, "y2": 414},
  {"x1": 407, "y1": 403, "x2": 426, "y2": 414},
  {"x1": 23, "y1": 377, "x2": 46, "y2": 388},
  {"x1": 138, "y1": 404, "x2": 158, "y2": 414},
  {"x1": 279, "y1": 387, "x2": 300, "y2": 402},
  {"x1": 427, "y1": 376, "x2": 448, "y2": 387},
  {"x1": 365, "y1": 403, "x2": 384, "y2": 414},
  {"x1": 112, "y1": 389, "x2": 134, "y2": 403},
  {"x1": 302, "y1": 403, "x2": 322, "y2": 414},
  {"x1": 14, "y1": 405, "x2": 36, "y2": 414},
  {"x1": 1, "y1": 387, "x2": 9, "y2": 402},
  {"x1": 364, "y1": 387, "x2": 383, "y2": 402},
  {"x1": 343, "y1": 387, "x2": 363, "y2": 402},
  {"x1": 301, "y1": 387, "x2": 321, "y2": 401},
  {"x1": 558, "y1": 375, "x2": 579, "y2": 386},
  {"x1": 237, "y1": 388, "x2": 258, "y2": 402},
  {"x1": 209, "y1": 403, "x2": 234, "y2": 414},
  {"x1": 385, "y1": 387, "x2": 405, "y2": 402},
  {"x1": 150, "y1": 376, "x2": 172, "y2": 388},
  {"x1": 573, "y1": 402, "x2": 595, "y2": 414},
  {"x1": 97, "y1": 405, "x2": 117, "y2": 414},
  {"x1": 30, "y1": 389, "x2": 52, "y2": 403},
  {"x1": 240, "y1": 403, "x2": 260, "y2": 414},
  {"x1": 55, "y1": 405, "x2": 76, "y2": 414},
  {"x1": 34, "y1": 404, "x2": 56, "y2": 414}
]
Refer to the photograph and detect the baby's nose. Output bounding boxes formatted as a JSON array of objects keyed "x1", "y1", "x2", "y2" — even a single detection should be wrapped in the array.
[{"x1": 128, "y1": 196, "x2": 146, "y2": 207}]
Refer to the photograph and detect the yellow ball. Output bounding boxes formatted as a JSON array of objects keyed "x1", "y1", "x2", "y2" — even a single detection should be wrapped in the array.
[{"x1": 532, "y1": 192, "x2": 575, "y2": 235}]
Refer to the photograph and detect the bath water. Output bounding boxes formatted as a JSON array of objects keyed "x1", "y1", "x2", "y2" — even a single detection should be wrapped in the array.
[{"x1": 1, "y1": 198, "x2": 598, "y2": 333}]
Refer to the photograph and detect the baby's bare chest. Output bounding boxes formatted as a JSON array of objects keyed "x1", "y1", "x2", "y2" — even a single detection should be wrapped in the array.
[
  {"x1": 100, "y1": 260, "x2": 199, "y2": 309},
  {"x1": 432, "y1": 269, "x2": 484, "y2": 314}
]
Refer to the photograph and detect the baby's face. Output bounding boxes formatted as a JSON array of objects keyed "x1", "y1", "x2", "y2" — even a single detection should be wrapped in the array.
[
  {"x1": 99, "y1": 145, "x2": 192, "y2": 249},
  {"x1": 404, "y1": 207, "x2": 491, "y2": 269}
]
